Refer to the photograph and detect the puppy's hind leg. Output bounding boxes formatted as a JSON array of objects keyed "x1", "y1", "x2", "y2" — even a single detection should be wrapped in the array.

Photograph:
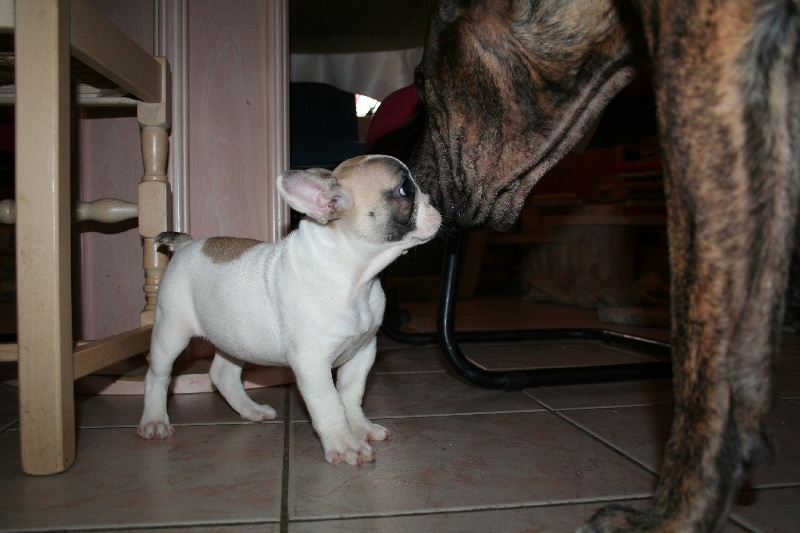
[
  {"x1": 138, "y1": 319, "x2": 189, "y2": 439},
  {"x1": 209, "y1": 351, "x2": 277, "y2": 422}
]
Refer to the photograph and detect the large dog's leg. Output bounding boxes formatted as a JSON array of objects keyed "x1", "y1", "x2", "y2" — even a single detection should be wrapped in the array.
[{"x1": 582, "y1": 2, "x2": 800, "y2": 532}]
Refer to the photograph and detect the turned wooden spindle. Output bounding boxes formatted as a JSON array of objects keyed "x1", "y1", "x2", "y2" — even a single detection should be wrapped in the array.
[
  {"x1": 0, "y1": 197, "x2": 138, "y2": 225},
  {"x1": 75, "y1": 198, "x2": 138, "y2": 223},
  {"x1": 137, "y1": 57, "x2": 172, "y2": 327}
]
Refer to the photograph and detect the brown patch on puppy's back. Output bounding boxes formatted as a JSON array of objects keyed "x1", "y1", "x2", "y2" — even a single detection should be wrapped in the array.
[{"x1": 203, "y1": 237, "x2": 261, "y2": 264}]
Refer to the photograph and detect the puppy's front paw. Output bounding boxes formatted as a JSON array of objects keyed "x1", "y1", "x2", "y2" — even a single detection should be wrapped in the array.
[
  {"x1": 323, "y1": 431, "x2": 375, "y2": 466},
  {"x1": 352, "y1": 421, "x2": 391, "y2": 442},
  {"x1": 137, "y1": 421, "x2": 175, "y2": 440}
]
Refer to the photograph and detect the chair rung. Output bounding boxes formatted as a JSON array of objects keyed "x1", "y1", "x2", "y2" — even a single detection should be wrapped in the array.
[
  {"x1": 0, "y1": 342, "x2": 18, "y2": 362},
  {"x1": 73, "y1": 326, "x2": 152, "y2": 379}
]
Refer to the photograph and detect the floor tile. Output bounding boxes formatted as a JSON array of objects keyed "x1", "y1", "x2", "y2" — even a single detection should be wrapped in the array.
[
  {"x1": 287, "y1": 500, "x2": 646, "y2": 532},
  {"x1": 526, "y1": 378, "x2": 674, "y2": 410},
  {"x1": 563, "y1": 400, "x2": 800, "y2": 487},
  {"x1": 157, "y1": 525, "x2": 280, "y2": 532},
  {"x1": 780, "y1": 334, "x2": 800, "y2": 355},
  {"x1": 75, "y1": 386, "x2": 287, "y2": 429},
  {"x1": 288, "y1": 412, "x2": 656, "y2": 520},
  {"x1": 1, "y1": 299, "x2": 797, "y2": 532},
  {"x1": 463, "y1": 339, "x2": 663, "y2": 371},
  {"x1": 371, "y1": 345, "x2": 451, "y2": 374},
  {"x1": 730, "y1": 486, "x2": 800, "y2": 533},
  {"x1": 774, "y1": 356, "x2": 800, "y2": 399},
  {"x1": 0, "y1": 424, "x2": 284, "y2": 531},
  {"x1": 287, "y1": 501, "x2": 749, "y2": 532},
  {"x1": 290, "y1": 371, "x2": 543, "y2": 421}
]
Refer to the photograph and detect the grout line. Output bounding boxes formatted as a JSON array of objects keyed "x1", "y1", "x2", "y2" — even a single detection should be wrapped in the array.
[
  {"x1": 280, "y1": 385, "x2": 291, "y2": 533},
  {"x1": 727, "y1": 516, "x2": 759, "y2": 533},
  {"x1": 726, "y1": 484, "x2": 800, "y2": 533},
  {"x1": 288, "y1": 495, "x2": 654, "y2": 523},
  {"x1": 530, "y1": 397, "x2": 663, "y2": 479},
  {"x1": 370, "y1": 370, "x2": 449, "y2": 376},
  {"x1": 287, "y1": 408, "x2": 549, "y2": 425},
  {"x1": 739, "y1": 481, "x2": 800, "y2": 490},
  {"x1": 58, "y1": 420, "x2": 285, "y2": 432},
  {"x1": 525, "y1": 398, "x2": 675, "y2": 412},
  {"x1": 558, "y1": 411, "x2": 661, "y2": 477},
  {"x1": 24, "y1": 519, "x2": 281, "y2": 532}
]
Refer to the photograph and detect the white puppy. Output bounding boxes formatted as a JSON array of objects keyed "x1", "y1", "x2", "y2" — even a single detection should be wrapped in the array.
[{"x1": 138, "y1": 155, "x2": 441, "y2": 465}]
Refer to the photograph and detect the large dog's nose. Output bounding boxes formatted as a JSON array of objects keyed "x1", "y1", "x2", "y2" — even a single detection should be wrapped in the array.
[{"x1": 446, "y1": 197, "x2": 476, "y2": 227}]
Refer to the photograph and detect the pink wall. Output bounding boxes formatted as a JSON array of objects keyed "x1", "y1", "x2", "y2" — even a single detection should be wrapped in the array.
[
  {"x1": 188, "y1": 1, "x2": 277, "y2": 239},
  {"x1": 76, "y1": 0, "x2": 288, "y2": 339}
]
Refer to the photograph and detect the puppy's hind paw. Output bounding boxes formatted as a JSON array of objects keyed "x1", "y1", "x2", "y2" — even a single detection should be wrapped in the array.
[
  {"x1": 137, "y1": 421, "x2": 175, "y2": 440},
  {"x1": 239, "y1": 403, "x2": 277, "y2": 423}
]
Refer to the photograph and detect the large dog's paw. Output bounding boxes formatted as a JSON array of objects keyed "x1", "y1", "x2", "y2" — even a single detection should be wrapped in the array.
[
  {"x1": 576, "y1": 504, "x2": 650, "y2": 532},
  {"x1": 137, "y1": 420, "x2": 175, "y2": 440},
  {"x1": 322, "y1": 430, "x2": 376, "y2": 466}
]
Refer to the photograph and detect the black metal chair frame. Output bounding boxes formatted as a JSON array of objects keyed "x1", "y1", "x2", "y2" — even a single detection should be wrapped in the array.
[{"x1": 381, "y1": 231, "x2": 673, "y2": 392}]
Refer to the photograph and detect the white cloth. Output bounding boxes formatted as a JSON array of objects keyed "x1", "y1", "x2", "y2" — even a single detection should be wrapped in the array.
[{"x1": 290, "y1": 48, "x2": 423, "y2": 101}]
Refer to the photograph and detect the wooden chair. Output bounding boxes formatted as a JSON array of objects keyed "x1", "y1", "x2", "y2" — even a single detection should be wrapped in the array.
[{"x1": 0, "y1": 0, "x2": 171, "y2": 475}]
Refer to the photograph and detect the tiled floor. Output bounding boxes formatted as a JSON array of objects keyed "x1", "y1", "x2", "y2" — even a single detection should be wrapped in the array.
[{"x1": 1, "y1": 299, "x2": 800, "y2": 531}]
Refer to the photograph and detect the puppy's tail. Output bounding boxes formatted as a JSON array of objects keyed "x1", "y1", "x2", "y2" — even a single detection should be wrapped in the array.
[{"x1": 155, "y1": 231, "x2": 193, "y2": 249}]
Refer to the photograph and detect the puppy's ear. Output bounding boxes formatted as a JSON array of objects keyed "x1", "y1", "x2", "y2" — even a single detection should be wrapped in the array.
[{"x1": 277, "y1": 169, "x2": 354, "y2": 224}]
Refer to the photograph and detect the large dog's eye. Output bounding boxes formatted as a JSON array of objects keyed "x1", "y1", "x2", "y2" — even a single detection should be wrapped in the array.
[{"x1": 397, "y1": 178, "x2": 415, "y2": 200}]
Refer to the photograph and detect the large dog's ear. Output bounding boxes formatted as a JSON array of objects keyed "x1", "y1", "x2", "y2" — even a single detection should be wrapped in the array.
[{"x1": 277, "y1": 169, "x2": 354, "y2": 224}]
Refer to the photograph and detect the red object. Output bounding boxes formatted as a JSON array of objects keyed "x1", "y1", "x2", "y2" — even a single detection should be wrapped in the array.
[{"x1": 365, "y1": 84, "x2": 421, "y2": 152}]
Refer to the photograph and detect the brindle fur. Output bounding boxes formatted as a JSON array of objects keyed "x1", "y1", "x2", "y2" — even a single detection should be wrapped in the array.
[{"x1": 411, "y1": 0, "x2": 800, "y2": 531}]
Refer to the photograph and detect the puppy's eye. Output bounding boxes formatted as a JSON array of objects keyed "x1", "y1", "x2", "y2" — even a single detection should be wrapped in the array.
[{"x1": 397, "y1": 178, "x2": 415, "y2": 199}]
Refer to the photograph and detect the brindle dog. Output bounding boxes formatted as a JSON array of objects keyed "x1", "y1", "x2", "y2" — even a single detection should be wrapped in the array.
[{"x1": 410, "y1": 0, "x2": 800, "y2": 531}]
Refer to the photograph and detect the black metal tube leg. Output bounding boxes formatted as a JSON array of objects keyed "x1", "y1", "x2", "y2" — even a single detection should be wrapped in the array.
[
  {"x1": 438, "y1": 231, "x2": 509, "y2": 388},
  {"x1": 436, "y1": 231, "x2": 673, "y2": 391}
]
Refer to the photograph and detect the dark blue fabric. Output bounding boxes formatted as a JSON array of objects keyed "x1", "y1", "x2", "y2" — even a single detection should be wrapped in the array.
[{"x1": 290, "y1": 83, "x2": 366, "y2": 169}]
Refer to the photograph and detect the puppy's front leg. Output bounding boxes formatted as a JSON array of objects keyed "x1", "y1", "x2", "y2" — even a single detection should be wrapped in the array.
[
  {"x1": 294, "y1": 365, "x2": 374, "y2": 465},
  {"x1": 336, "y1": 338, "x2": 390, "y2": 442}
]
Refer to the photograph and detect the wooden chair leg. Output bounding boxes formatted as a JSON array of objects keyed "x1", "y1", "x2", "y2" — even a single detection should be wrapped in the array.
[
  {"x1": 15, "y1": 0, "x2": 75, "y2": 475},
  {"x1": 137, "y1": 57, "x2": 171, "y2": 327}
]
